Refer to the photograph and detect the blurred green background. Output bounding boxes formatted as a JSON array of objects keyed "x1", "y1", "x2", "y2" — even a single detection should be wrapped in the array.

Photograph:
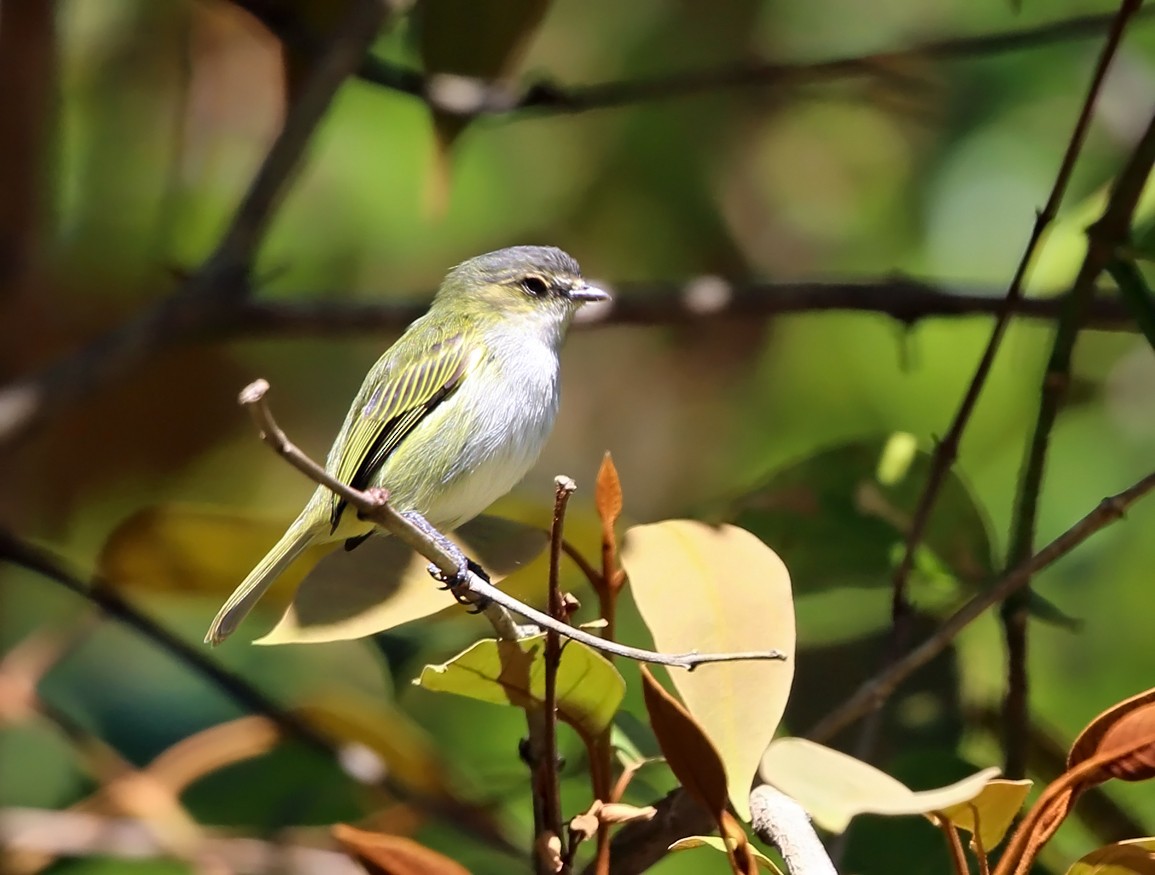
[{"x1": 4, "y1": 0, "x2": 1155, "y2": 872}]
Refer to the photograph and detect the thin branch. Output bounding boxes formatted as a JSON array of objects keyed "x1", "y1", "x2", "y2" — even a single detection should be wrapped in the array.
[
  {"x1": 1001, "y1": 103, "x2": 1155, "y2": 777},
  {"x1": 749, "y1": 785, "x2": 838, "y2": 875},
  {"x1": 806, "y1": 466, "x2": 1155, "y2": 743},
  {"x1": 227, "y1": 282, "x2": 1138, "y2": 338},
  {"x1": 0, "y1": 0, "x2": 392, "y2": 450},
  {"x1": 0, "y1": 807, "x2": 361, "y2": 875},
  {"x1": 858, "y1": 0, "x2": 1141, "y2": 760},
  {"x1": 532, "y1": 476, "x2": 576, "y2": 872},
  {"x1": 350, "y1": 8, "x2": 1154, "y2": 116},
  {"x1": 240, "y1": 379, "x2": 786, "y2": 670}
]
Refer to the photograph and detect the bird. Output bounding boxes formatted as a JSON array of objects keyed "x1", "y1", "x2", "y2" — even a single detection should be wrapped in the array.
[{"x1": 205, "y1": 246, "x2": 609, "y2": 644}]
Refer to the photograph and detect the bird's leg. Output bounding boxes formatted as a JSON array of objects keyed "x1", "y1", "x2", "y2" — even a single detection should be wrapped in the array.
[{"x1": 400, "y1": 510, "x2": 492, "y2": 612}]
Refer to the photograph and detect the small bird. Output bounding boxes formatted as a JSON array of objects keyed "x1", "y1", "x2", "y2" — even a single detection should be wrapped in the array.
[{"x1": 205, "y1": 246, "x2": 608, "y2": 645}]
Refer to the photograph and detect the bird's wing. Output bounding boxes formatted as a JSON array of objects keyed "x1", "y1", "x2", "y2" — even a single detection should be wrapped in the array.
[{"x1": 329, "y1": 329, "x2": 483, "y2": 532}]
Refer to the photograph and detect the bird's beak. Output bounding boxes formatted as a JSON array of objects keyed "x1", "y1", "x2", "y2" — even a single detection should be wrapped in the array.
[{"x1": 567, "y1": 282, "x2": 611, "y2": 303}]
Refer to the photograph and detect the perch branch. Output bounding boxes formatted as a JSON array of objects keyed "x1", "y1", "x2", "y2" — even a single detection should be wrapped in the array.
[
  {"x1": 807, "y1": 466, "x2": 1155, "y2": 742},
  {"x1": 240, "y1": 379, "x2": 786, "y2": 670},
  {"x1": 1001, "y1": 102, "x2": 1155, "y2": 777},
  {"x1": 0, "y1": 0, "x2": 392, "y2": 450}
]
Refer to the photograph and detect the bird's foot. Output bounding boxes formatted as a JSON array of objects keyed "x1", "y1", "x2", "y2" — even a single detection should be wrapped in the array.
[{"x1": 400, "y1": 511, "x2": 493, "y2": 612}]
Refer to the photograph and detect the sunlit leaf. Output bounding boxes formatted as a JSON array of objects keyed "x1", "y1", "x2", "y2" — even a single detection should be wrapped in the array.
[
  {"x1": 623, "y1": 521, "x2": 795, "y2": 821},
  {"x1": 669, "y1": 835, "x2": 785, "y2": 875},
  {"x1": 640, "y1": 665, "x2": 729, "y2": 820},
  {"x1": 260, "y1": 515, "x2": 547, "y2": 644},
  {"x1": 1066, "y1": 837, "x2": 1155, "y2": 875},
  {"x1": 332, "y1": 823, "x2": 471, "y2": 875},
  {"x1": 759, "y1": 737, "x2": 1000, "y2": 834},
  {"x1": 415, "y1": 636, "x2": 624, "y2": 740},
  {"x1": 932, "y1": 778, "x2": 1032, "y2": 850}
]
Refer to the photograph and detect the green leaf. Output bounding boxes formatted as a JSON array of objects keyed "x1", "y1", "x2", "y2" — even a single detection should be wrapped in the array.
[
  {"x1": 415, "y1": 636, "x2": 624, "y2": 740},
  {"x1": 759, "y1": 737, "x2": 1001, "y2": 834},
  {"x1": 669, "y1": 836, "x2": 786, "y2": 875},
  {"x1": 623, "y1": 521, "x2": 795, "y2": 822}
]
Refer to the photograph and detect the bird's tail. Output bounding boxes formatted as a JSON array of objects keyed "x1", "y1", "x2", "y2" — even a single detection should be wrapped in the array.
[{"x1": 205, "y1": 517, "x2": 320, "y2": 645}]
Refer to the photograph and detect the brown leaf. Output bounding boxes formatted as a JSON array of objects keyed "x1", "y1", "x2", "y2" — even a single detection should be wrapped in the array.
[
  {"x1": 1069, "y1": 687, "x2": 1155, "y2": 771},
  {"x1": 640, "y1": 666, "x2": 728, "y2": 822},
  {"x1": 721, "y1": 810, "x2": 761, "y2": 875},
  {"x1": 1094, "y1": 703, "x2": 1155, "y2": 782},
  {"x1": 332, "y1": 825, "x2": 471, "y2": 875},
  {"x1": 595, "y1": 451, "x2": 623, "y2": 540}
]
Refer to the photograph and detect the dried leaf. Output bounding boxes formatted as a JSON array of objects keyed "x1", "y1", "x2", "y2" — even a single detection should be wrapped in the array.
[
  {"x1": 1066, "y1": 837, "x2": 1155, "y2": 875},
  {"x1": 416, "y1": 636, "x2": 624, "y2": 741},
  {"x1": 536, "y1": 833, "x2": 563, "y2": 873},
  {"x1": 933, "y1": 778, "x2": 1032, "y2": 851},
  {"x1": 333, "y1": 824, "x2": 471, "y2": 875},
  {"x1": 669, "y1": 835, "x2": 785, "y2": 875},
  {"x1": 1093, "y1": 703, "x2": 1155, "y2": 782},
  {"x1": 640, "y1": 666, "x2": 728, "y2": 821},
  {"x1": 721, "y1": 810, "x2": 762, "y2": 875},
  {"x1": 623, "y1": 521, "x2": 795, "y2": 820},
  {"x1": 1070, "y1": 688, "x2": 1155, "y2": 774},
  {"x1": 759, "y1": 737, "x2": 1001, "y2": 834}
]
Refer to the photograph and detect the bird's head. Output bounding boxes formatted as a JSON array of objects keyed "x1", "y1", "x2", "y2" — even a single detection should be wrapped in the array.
[{"x1": 434, "y1": 246, "x2": 609, "y2": 341}]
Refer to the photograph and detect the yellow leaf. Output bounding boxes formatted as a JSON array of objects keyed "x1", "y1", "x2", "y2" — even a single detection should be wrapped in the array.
[
  {"x1": 1066, "y1": 837, "x2": 1155, "y2": 875},
  {"x1": 669, "y1": 836, "x2": 786, "y2": 875},
  {"x1": 933, "y1": 778, "x2": 1032, "y2": 851},
  {"x1": 622, "y1": 521, "x2": 795, "y2": 821},
  {"x1": 759, "y1": 737, "x2": 1000, "y2": 834}
]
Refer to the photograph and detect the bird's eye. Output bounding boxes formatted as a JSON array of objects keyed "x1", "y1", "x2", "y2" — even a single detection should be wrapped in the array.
[{"x1": 521, "y1": 276, "x2": 549, "y2": 296}]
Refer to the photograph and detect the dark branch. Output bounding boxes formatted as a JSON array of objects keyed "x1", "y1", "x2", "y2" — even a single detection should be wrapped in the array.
[
  {"x1": 0, "y1": 0, "x2": 393, "y2": 450},
  {"x1": 225, "y1": 281, "x2": 1136, "y2": 338}
]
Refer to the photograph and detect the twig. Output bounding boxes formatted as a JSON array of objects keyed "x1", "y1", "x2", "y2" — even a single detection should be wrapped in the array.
[
  {"x1": 858, "y1": 0, "x2": 1141, "y2": 761},
  {"x1": 227, "y1": 281, "x2": 1138, "y2": 338},
  {"x1": 749, "y1": 785, "x2": 838, "y2": 875},
  {"x1": 934, "y1": 815, "x2": 970, "y2": 875},
  {"x1": 240, "y1": 379, "x2": 786, "y2": 670},
  {"x1": 806, "y1": 466, "x2": 1155, "y2": 742},
  {"x1": 0, "y1": 0, "x2": 392, "y2": 450},
  {"x1": 1001, "y1": 103, "x2": 1155, "y2": 777}
]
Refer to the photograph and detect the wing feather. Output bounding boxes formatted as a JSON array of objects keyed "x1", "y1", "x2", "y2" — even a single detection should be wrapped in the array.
[{"x1": 329, "y1": 332, "x2": 479, "y2": 531}]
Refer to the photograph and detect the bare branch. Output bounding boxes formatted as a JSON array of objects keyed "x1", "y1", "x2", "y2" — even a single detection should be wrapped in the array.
[
  {"x1": 348, "y1": 8, "x2": 1154, "y2": 116},
  {"x1": 806, "y1": 466, "x2": 1155, "y2": 742},
  {"x1": 241, "y1": 379, "x2": 787, "y2": 670},
  {"x1": 0, "y1": 0, "x2": 393, "y2": 450}
]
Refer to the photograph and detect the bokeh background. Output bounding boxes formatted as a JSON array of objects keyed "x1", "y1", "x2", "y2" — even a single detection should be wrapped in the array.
[{"x1": 3, "y1": 0, "x2": 1155, "y2": 872}]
